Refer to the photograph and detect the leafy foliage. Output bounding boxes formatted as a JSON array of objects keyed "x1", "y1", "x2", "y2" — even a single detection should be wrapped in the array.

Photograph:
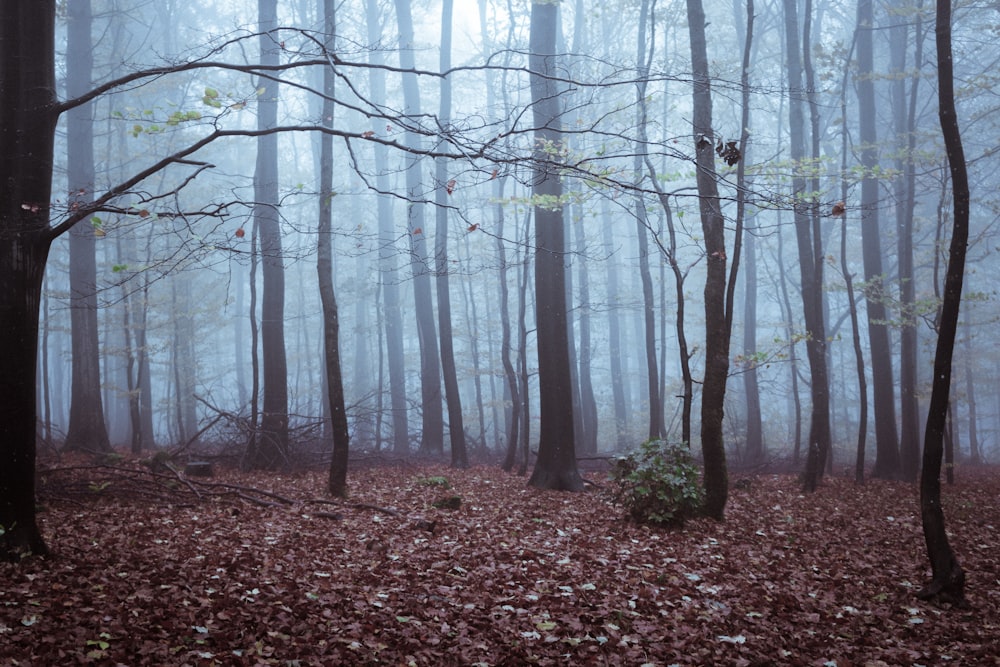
[
  {"x1": 415, "y1": 475, "x2": 451, "y2": 489},
  {"x1": 607, "y1": 439, "x2": 703, "y2": 527}
]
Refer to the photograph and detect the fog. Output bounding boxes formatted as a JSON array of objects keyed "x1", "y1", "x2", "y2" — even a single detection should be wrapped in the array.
[{"x1": 37, "y1": 0, "x2": 1000, "y2": 474}]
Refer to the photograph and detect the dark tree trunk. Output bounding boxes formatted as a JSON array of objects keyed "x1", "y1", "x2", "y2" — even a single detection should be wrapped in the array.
[
  {"x1": 917, "y1": 0, "x2": 966, "y2": 605},
  {"x1": 434, "y1": 0, "x2": 468, "y2": 468},
  {"x1": 634, "y1": 0, "x2": 663, "y2": 443},
  {"x1": 0, "y1": 0, "x2": 58, "y2": 560},
  {"x1": 645, "y1": 176, "x2": 692, "y2": 448},
  {"x1": 783, "y1": 0, "x2": 831, "y2": 492},
  {"x1": 526, "y1": 0, "x2": 582, "y2": 492},
  {"x1": 317, "y1": 0, "x2": 349, "y2": 497},
  {"x1": 247, "y1": 0, "x2": 289, "y2": 469},
  {"x1": 65, "y1": 0, "x2": 111, "y2": 454},
  {"x1": 366, "y1": 0, "x2": 408, "y2": 455},
  {"x1": 858, "y1": 0, "x2": 901, "y2": 480},
  {"x1": 394, "y1": 0, "x2": 444, "y2": 456},
  {"x1": 686, "y1": 0, "x2": 729, "y2": 518}
]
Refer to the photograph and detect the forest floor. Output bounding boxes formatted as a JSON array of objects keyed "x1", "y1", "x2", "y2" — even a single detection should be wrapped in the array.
[{"x1": 1, "y1": 457, "x2": 998, "y2": 666}]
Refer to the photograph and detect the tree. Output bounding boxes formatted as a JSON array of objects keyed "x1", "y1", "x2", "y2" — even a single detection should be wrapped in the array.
[
  {"x1": 246, "y1": 0, "x2": 290, "y2": 469},
  {"x1": 634, "y1": 0, "x2": 664, "y2": 443},
  {"x1": 783, "y1": 0, "x2": 831, "y2": 492},
  {"x1": 0, "y1": 1, "x2": 58, "y2": 560},
  {"x1": 917, "y1": 0, "x2": 966, "y2": 605},
  {"x1": 366, "y1": 0, "x2": 409, "y2": 455},
  {"x1": 526, "y1": 0, "x2": 583, "y2": 492},
  {"x1": 894, "y1": 2, "x2": 925, "y2": 482},
  {"x1": 857, "y1": 0, "x2": 901, "y2": 480},
  {"x1": 434, "y1": 0, "x2": 469, "y2": 469},
  {"x1": 394, "y1": 0, "x2": 444, "y2": 456},
  {"x1": 736, "y1": 0, "x2": 762, "y2": 465},
  {"x1": 836, "y1": 35, "x2": 869, "y2": 485},
  {"x1": 64, "y1": 0, "x2": 112, "y2": 454},
  {"x1": 317, "y1": 0, "x2": 350, "y2": 497},
  {"x1": 686, "y1": 0, "x2": 730, "y2": 519}
]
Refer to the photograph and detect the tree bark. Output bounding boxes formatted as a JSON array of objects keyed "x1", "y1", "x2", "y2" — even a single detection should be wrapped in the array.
[
  {"x1": 738, "y1": 0, "x2": 762, "y2": 465},
  {"x1": 317, "y1": 0, "x2": 350, "y2": 497},
  {"x1": 634, "y1": 0, "x2": 663, "y2": 443},
  {"x1": 894, "y1": 2, "x2": 923, "y2": 482},
  {"x1": 686, "y1": 0, "x2": 729, "y2": 518},
  {"x1": 366, "y1": 0, "x2": 409, "y2": 455},
  {"x1": 601, "y1": 201, "x2": 628, "y2": 448},
  {"x1": 858, "y1": 0, "x2": 901, "y2": 480},
  {"x1": 65, "y1": 0, "x2": 111, "y2": 454},
  {"x1": 247, "y1": 0, "x2": 289, "y2": 469},
  {"x1": 783, "y1": 0, "x2": 831, "y2": 492},
  {"x1": 917, "y1": 0, "x2": 966, "y2": 605},
  {"x1": 526, "y1": 0, "x2": 582, "y2": 492},
  {"x1": 0, "y1": 0, "x2": 59, "y2": 560},
  {"x1": 394, "y1": 0, "x2": 444, "y2": 456},
  {"x1": 434, "y1": 0, "x2": 469, "y2": 468}
]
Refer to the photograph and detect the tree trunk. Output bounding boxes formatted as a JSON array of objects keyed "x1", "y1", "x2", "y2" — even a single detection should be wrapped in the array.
[
  {"x1": 518, "y1": 215, "x2": 532, "y2": 476},
  {"x1": 0, "y1": 0, "x2": 58, "y2": 560},
  {"x1": 499, "y1": 183, "x2": 521, "y2": 471},
  {"x1": 601, "y1": 201, "x2": 628, "y2": 448},
  {"x1": 573, "y1": 206, "x2": 598, "y2": 456},
  {"x1": 634, "y1": 0, "x2": 663, "y2": 443},
  {"x1": 738, "y1": 0, "x2": 762, "y2": 465},
  {"x1": 783, "y1": 0, "x2": 831, "y2": 492},
  {"x1": 858, "y1": 0, "x2": 901, "y2": 480},
  {"x1": 316, "y1": 0, "x2": 350, "y2": 496},
  {"x1": 366, "y1": 0, "x2": 409, "y2": 455},
  {"x1": 394, "y1": 0, "x2": 444, "y2": 456},
  {"x1": 526, "y1": 0, "x2": 582, "y2": 492},
  {"x1": 895, "y1": 4, "x2": 923, "y2": 482},
  {"x1": 962, "y1": 325, "x2": 980, "y2": 465},
  {"x1": 434, "y1": 0, "x2": 469, "y2": 468},
  {"x1": 247, "y1": 0, "x2": 289, "y2": 469},
  {"x1": 65, "y1": 0, "x2": 111, "y2": 454},
  {"x1": 917, "y1": 0, "x2": 966, "y2": 605},
  {"x1": 686, "y1": 0, "x2": 729, "y2": 518}
]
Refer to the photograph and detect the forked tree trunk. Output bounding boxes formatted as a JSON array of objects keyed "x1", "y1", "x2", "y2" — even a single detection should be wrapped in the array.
[{"x1": 783, "y1": 0, "x2": 831, "y2": 492}]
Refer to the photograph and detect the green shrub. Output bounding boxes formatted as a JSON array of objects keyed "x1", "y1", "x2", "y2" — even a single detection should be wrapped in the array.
[
  {"x1": 607, "y1": 440, "x2": 703, "y2": 528},
  {"x1": 415, "y1": 475, "x2": 451, "y2": 489}
]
